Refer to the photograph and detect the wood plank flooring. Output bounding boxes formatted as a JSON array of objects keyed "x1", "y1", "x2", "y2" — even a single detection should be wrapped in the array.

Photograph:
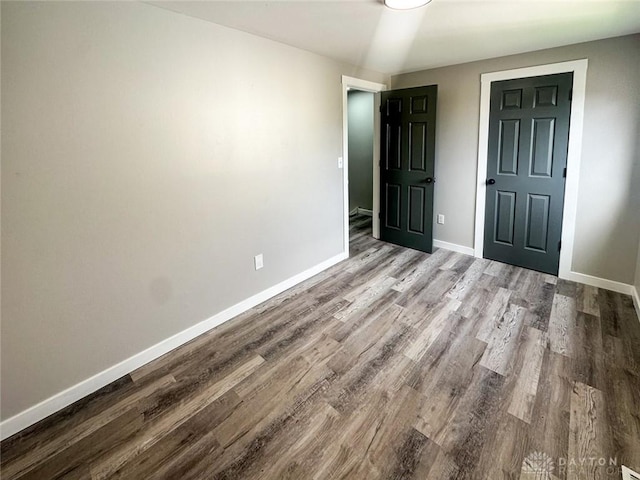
[{"x1": 2, "y1": 215, "x2": 640, "y2": 480}]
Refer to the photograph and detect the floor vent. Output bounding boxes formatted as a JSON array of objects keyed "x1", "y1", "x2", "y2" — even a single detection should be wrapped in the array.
[{"x1": 622, "y1": 466, "x2": 640, "y2": 480}]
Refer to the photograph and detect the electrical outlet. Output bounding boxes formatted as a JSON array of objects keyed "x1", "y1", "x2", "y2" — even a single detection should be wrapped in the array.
[
  {"x1": 437, "y1": 214, "x2": 445, "y2": 224},
  {"x1": 254, "y1": 254, "x2": 264, "y2": 270},
  {"x1": 338, "y1": 157, "x2": 343, "y2": 169}
]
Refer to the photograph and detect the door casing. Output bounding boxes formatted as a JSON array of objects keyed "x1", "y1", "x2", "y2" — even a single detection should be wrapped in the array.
[
  {"x1": 474, "y1": 59, "x2": 588, "y2": 280},
  {"x1": 341, "y1": 76, "x2": 387, "y2": 255}
]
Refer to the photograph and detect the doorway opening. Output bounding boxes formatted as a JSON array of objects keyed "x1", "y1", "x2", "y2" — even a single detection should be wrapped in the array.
[
  {"x1": 347, "y1": 90, "x2": 375, "y2": 220},
  {"x1": 341, "y1": 76, "x2": 387, "y2": 256}
]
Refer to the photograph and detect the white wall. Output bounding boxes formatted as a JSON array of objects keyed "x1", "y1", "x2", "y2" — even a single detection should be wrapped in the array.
[
  {"x1": 0, "y1": 1, "x2": 386, "y2": 422},
  {"x1": 392, "y1": 34, "x2": 640, "y2": 285}
]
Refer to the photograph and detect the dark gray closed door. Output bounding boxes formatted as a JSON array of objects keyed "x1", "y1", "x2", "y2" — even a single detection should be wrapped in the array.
[
  {"x1": 380, "y1": 85, "x2": 437, "y2": 253},
  {"x1": 484, "y1": 73, "x2": 572, "y2": 275}
]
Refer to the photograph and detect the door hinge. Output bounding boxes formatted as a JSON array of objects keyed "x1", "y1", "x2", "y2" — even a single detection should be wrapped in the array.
[
  {"x1": 379, "y1": 105, "x2": 383, "y2": 113},
  {"x1": 563, "y1": 167, "x2": 567, "y2": 178},
  {"x1": 558, "y1": 241, "x2": 562, "y2": 252}
]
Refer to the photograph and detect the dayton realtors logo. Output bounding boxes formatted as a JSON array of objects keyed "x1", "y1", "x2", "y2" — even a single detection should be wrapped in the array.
[
  {"x1": 521, "y1": 452, "x2": 620, "y2": 478},
  {"x1": 522, "y1": 451, "x2": 555, "y2": 477},
  {"x1": 557, "y1": 456, "x2": 620, "y2": 476}
]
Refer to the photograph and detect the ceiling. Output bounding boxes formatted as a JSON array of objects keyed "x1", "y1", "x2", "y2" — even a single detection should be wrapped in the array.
[{"x1": 148, "y1": 0, "x2": 640, "y2": 75}]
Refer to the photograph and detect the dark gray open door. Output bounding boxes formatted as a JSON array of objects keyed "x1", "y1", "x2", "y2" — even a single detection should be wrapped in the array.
[
  {"x1": 484, "y1": 73, "x2": 572, "y2": 275},
  {"x1": 380, "y1": 85, "x2": 437, "y2": 253}
]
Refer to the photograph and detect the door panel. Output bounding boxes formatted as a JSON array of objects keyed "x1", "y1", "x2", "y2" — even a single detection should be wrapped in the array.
[
  {"x1": 498, "y1": 119, "x2": 520, "y2": 175},
  {"x1": 484, "y1": 73, "x2": 572, "y2": 275},
  {"x1": 408, "y1": 186, "x2": 426, "y2": 234},
  {"x1": 409, "y1": 122, "x2": 427, "y2": 171},
  {"x1": 502, "y1": 89, "x2": 522, "y2": 109},
  {"x1": 380, "y1": 85, "x2": 437, "y2": 253},
  {"x1": 385, "y1": 183, "x2": 402, "y2": 230},
  {"x1": 525, "y1": 194, "x2": 550, "y2": 251},
  {"x1": 535, "y1": 86, "x2": 557, "y2": 106},
  {"x1": 530, "y1": 118, "x2": 555, "y2": 176},
  {"x1": 411, "y1": 95, "x2": 428, "y2": 113},
  {"x1": 494, "y1": 191, "x2": 516, "y2": 245},
  {"x1": 386, "y1": 124, "x2": 402, "y2": 170}
]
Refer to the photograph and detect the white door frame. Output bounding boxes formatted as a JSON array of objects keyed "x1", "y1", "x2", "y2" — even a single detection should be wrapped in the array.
[
  {"x1": 474, "y1": 59, "x2": 588, "y2": 279},
  {"x1": 341, "y1": 75, "x2": 388, "y2": 255}
]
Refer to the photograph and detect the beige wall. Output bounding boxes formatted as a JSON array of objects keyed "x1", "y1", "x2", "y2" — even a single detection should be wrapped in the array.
[
  {"x1": 1, "y1": 1, "x2": 386, "y2": 420},
  {"x1": 392, "y1": 35, "x2": 640, "y2": 285}
]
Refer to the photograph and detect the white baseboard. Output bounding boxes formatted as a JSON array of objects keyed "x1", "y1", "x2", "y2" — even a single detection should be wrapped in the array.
[
  {"x1": 632, "y1": 285, "x2": 640, "y2": 323},
  {"x1": 561, "y1": 271, "x2": 640, "y2": 324},
  {"x1": 433, "y1": 239, "x2": 475, "y2": 256},
  {"x1": 0, "y1": 252, "x2": 348, "y2": 441},
  {"x1": 357, "y1": 208, "x2": 373, "y2": 217},
  {"x1": 560, "y1": 270, "x2": 634, "y2": 296}
]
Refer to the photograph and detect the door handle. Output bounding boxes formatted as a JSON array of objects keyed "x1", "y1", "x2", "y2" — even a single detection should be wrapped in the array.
[
  {"x1": 487, "y1": 178, "x2": 496, "y2": 185},
  {"x1": 425, "y1": 177, "x2": 435, "y2": 184}
]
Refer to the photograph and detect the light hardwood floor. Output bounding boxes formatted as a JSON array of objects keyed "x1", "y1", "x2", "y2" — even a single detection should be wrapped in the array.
[{"x1": 2, "y1": 215, "x2": 639, "y2": 479}]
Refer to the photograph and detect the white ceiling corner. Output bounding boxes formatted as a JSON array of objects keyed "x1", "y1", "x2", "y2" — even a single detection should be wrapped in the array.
[{"x1": 148, "y1": 0, "x2": 640, "y2": 74}]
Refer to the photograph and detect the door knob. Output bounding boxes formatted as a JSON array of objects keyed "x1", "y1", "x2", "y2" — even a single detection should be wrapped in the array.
[
  {"x1": 487, "y1": 178, "x2": 496, "y2": 185},
  {"x1": 425, "y1": 177, "x2": 435, "y2": 184}
]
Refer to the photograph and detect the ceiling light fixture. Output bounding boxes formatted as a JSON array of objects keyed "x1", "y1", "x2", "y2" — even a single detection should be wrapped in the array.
[{"x1": 384, "y1": 0, "x2": 432, "y2": 10}]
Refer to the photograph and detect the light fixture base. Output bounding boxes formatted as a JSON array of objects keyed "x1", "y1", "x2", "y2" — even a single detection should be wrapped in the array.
[{"x1": 384, "y1": 0, "x2": 432, "y2": 10}]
